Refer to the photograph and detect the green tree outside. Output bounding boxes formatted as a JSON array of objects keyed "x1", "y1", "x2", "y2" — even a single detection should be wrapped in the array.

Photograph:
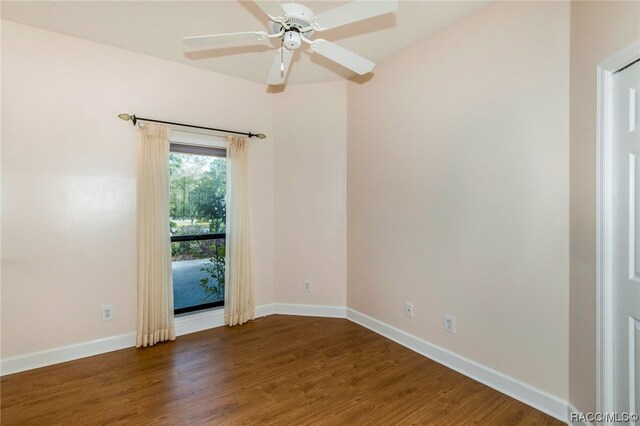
[{"x1": 170, "y1": 152, "x2": 227, "y2": 302}]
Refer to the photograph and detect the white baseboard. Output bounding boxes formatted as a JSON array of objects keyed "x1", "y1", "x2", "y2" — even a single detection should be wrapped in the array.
[
  {"x1": 346, "y1": 308, "x2": 568, "y2": 423},
  {"x1": 566, "y1": 403, "x2": 594, "y2": 426},
  {"x1": 174, "y1": 307, "x2": 226, "y2": 336},
  {"x1": 175, "y1": 303, "x2": 280, "y2": 335},
  {"x1": 272, "y1": 303, "x2": 346, "y2": 318},
  {"x1": 0, "y1": 332, "x2": 136, "y2": 376}
]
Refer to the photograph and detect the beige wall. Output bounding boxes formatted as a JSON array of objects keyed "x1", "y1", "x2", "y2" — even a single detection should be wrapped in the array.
[
  {"x1": 274, "y1": 82, "x2": 347, "y2": 307},
  {"x1": 1, "y1": 21, "x2": 275, "y2": 358},
  {"x1": 569, "y1": 0, "x2": 640, "y2": 414},
  {"x1": 347, "y1": 1, "x2": 570, "y2": 398}
]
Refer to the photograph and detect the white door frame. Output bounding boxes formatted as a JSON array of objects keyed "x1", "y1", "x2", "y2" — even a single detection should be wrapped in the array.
[{"x1": 596, "y1": 39, "x2": 640, "y2": 421}]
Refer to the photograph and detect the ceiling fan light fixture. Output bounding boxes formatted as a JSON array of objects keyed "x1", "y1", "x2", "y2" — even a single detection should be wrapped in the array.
[{"x1": 284, "y1": 31, "x2": 302, "y2": 50}]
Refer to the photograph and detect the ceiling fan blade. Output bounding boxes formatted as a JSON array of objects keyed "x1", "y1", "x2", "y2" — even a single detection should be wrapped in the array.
[
  {"x1": 254, "y1": 0, "x2": 286, "y2": 18},
  {"x1": 267, "y1": 47, "x2": 294, "y2": 85},
  {"x1": 183, "y1": 31, "x2": 267, "y2": 47},
  {"x1": 314, "y1": 0, "x2": 398, "y2": 31},
  {"x1": 311, "y1": 40, "x2": 374, "y2": 75}
]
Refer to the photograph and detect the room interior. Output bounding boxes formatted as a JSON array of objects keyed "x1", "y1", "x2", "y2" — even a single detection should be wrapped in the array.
[{"x1": 1, "y1": 1, "x2": 639, "y2": 424}]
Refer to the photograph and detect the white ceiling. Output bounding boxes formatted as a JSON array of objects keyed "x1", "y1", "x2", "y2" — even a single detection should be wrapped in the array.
[{"x1": 1, "y1": 1, "x2": 492, "y2": 85}]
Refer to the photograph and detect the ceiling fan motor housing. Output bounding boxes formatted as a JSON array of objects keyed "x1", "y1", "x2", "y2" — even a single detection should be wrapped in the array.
[
  {"x1": 270, "y1": 3, "x2": 315, "y2": 34},
  {"x1": 284, "y1": 31, "x2": 302, "y2": 50}
]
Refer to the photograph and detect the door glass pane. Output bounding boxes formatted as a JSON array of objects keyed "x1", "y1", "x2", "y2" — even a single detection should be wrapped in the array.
[
  {"x1": 170, "y1": 150, "x2": 226, "y2": 312},
  {"x1": 170, "y1": 153, "x2": 226, "y2": 235}
]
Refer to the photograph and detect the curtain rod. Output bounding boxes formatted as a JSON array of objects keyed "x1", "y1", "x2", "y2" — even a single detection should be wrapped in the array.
[{"x1": 117, "y1": 113, "x2": 266, "y2": 139}]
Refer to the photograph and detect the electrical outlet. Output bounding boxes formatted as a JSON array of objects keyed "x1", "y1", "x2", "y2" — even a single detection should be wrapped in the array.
[
  {"x1": 443, "y1": 314, "x2": 456, "y2": 334},
  {"x1": 101, "y1": 305, "x2": 114, "y2": 321},
  {"x1": 404, "y1": 302, "x2": 414, "y2": 318},
  {"x1": 303, "y1": 280, "x2": 312, "y2": 292}
]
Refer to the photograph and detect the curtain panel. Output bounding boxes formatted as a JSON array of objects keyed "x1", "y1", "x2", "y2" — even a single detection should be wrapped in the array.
[
  {"x1": 136, "y1": 123, "x2": 176, "y2": 347},
  {"x1": 224, "y1": 136, "x2": 255, "y2": 326}
]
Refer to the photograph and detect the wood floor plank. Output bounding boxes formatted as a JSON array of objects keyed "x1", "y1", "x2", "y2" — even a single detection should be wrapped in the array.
[{"x1": 1, "y1": 315, "x2": 563, "y2": 425}]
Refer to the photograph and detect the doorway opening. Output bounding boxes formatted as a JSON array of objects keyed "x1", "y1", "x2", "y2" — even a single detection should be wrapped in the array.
[{"x1": 596, "y1": 40, "x2": 640, "y2": 422}]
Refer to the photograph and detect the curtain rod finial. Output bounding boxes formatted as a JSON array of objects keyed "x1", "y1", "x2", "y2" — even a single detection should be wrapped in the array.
[
  {"x1": 118, "y1": 113, "x2": 137, "y2": 125},
  {"x1": 257, "y1": 133, "x2": 266, "y2": 139}
]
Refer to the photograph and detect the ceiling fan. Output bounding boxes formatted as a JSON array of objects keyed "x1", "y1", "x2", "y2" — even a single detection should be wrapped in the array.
[{"x1": 183, "y1": 0, "x2": 398, "y2": 85}]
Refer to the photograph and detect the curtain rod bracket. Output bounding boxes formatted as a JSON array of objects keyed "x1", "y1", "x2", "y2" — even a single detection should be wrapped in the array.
[{"x1": 117, "y1": 113, "x2": 266, "y2": 139}]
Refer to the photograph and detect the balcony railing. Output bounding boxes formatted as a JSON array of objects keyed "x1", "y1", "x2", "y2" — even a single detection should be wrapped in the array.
[{"x1": 171, "y1": 233, "x2": 225, "y2": 315}]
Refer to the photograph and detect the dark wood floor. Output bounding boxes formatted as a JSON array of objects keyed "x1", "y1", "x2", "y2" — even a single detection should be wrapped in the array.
[{"x1": 1, "y1": 315, "x2": 562, "y2": 425}]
